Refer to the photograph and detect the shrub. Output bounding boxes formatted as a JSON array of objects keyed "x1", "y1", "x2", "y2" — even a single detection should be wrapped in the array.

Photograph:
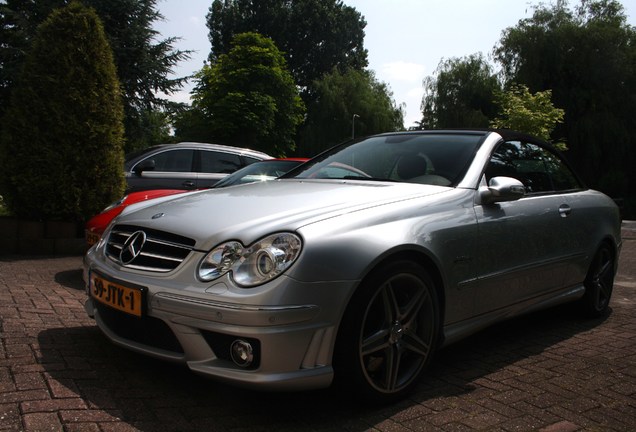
[{"x1": 0, "y1": 1, "x2": 125, "y2": 222}]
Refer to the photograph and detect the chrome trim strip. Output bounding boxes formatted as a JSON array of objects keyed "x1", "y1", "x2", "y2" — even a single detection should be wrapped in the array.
[
  {"x1": 138, "y1": 251, "x2": 184, "y2": 262},
  {"x1": 145, "y1": 237, "x2": 194, "y2": 250},
  {"x1": 152, "y1": 292, "x2": 320, "y2": 326},
  {"x1": 122, "y1": 264, "x2": 174, "y2": 272},
  {"x1": 110, "y1": 230, "x2": 194, "y2": 251}
]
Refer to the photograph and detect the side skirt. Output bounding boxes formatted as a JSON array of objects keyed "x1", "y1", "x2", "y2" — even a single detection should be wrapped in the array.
[{"x1": 440, "y1": 284, "x2": 586, "y2": 348}]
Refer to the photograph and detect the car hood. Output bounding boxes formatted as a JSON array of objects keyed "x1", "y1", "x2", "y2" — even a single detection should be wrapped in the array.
[{"x1": 115, "y1": 179, "x2": 450, "y2": 250}]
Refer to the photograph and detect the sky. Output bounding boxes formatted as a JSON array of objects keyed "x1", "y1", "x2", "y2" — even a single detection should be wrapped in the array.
[{"x1": 153, "y1": 0, "x2": 636, "y2": 129}]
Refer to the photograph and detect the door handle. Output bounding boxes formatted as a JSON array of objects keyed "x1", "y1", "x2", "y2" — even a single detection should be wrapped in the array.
[
  {"x1": 558, "y1": 204, "x2": 571, "y2": 218},
  {"x1": 182, "y1": 180, "x2": 195, "y2": 189}
]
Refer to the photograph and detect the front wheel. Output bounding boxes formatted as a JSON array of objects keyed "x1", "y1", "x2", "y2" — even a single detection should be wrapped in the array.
[
  {"x1": 334, "y1": 261, "x2": 440, "y2": 403},
  {"x1": 580, "y1": 243, "x2": 615, "y2": 318}
]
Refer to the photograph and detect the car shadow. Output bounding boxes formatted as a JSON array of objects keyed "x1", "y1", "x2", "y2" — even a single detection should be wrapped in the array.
[
  {"x1": 36, "y1": 303, "x2": 609, "y2": 431},
  {"x1": 413, "y1": 303, "x2": 610, "y2": 396},
  {"x1": 54, "y1": 268, "x2": 84, "y2": 290}
]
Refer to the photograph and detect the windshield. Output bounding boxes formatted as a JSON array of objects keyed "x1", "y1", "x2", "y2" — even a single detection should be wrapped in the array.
[
  {"x1": 283, "y1": 133, "x2": 483, "y2": 186},
  {"x1": 214, "y1": 159, "x2": 305, "y2": 188}
]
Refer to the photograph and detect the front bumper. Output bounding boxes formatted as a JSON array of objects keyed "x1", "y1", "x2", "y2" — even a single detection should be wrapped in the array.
[{"x1": 83, "y1": 251, "x2": 353, "y2": 391}]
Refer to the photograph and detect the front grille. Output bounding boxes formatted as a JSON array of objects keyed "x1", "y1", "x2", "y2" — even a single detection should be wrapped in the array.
[
  {"x1": 95, "y1": 302, "x2": 184, "y2": 354},
  {"x1": 106, "y1": 224, "x2": 195, "y2": 272}
]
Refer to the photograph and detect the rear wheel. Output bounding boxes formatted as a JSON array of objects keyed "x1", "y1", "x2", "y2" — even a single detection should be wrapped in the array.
[
  {"x1": 334, "y1": 261, "x2": 439, "y2": 403},
  {"x1": 580, "y1": 243, "x2": 615, "y2": 318}
]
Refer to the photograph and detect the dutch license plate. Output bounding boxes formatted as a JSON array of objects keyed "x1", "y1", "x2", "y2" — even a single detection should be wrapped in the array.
[
  {"x1": 90, "y1": 272, "x2": 145, "y2": 317},
  {"x1": 85, "y1": 230, "x2": 101, "y2": 247}
]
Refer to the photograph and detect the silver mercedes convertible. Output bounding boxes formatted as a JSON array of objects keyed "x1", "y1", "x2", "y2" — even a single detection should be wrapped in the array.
[{"x1": 83, "y1": 130, "x2": 622, "y2": 402}]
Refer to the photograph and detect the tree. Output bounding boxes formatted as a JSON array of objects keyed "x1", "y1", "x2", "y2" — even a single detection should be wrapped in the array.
[
  {"x1": 0, "y1": 1, "x2": 125, "y2": 222},
  {"x1": 86, "y1": 0, "x2": 190, "y2": 152},
  {"x1": 420, "y1": 54, "x2": 501, "y2": 129},
  {"x1": 189, "y1": 32, "x2": 305, "y2": 156},
  {"x1": 299, "y1": 68, "x2": 404, "y2": 155},
  {"x1": 491, "y1": 84, "x2": 565, "y2": 145},
  {"x1": 206, "y1": 0, "x2": 368, "y2": 90},
  {"x1": 0, "y1": 0, "x2": 190, "y2": 152},
  {"x1": 171, "y1": 105, "x2": 215, "y2": 144},
  {"x1": 494, "y1": 0, "x2": 636, "y2": 205}
]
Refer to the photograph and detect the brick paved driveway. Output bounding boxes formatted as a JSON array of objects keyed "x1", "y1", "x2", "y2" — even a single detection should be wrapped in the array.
[{"x1": 1, "y1": 226, "x2": 634, "y2": 432}]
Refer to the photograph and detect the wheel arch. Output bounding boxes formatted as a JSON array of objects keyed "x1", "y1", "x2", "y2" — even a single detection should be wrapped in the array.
[
  {"x1": 596, "y1": 235, "x2": 620, "y2": 273},
  {"x1": 337, "y1": 247, "x2": 447, "y2": 342},
  {"x1": 331, "y1": 247, "x2": 447, "y2": 400}
]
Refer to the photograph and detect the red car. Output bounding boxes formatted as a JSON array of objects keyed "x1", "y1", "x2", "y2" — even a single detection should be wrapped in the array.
[
  {"x1": 85, "y1": 158, "x2": 308, "y2": 247},
  {"x1": 85, "y1": 189, "x2": 186, "y2": 247}
]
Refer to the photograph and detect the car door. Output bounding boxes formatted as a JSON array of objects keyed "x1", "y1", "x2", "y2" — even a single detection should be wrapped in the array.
[
  {"x1": 128, "y1": 148, "x2": 196, "y2": 191},
  {"x1": 473, "y1": 140, "x2": 582, "y2": 314},
  {"x1": 196, "y1": 149, "x2": 244, "y2": 188},
  {"x1": 537, "y1": 147, "x2": 591, "y2": 287}
]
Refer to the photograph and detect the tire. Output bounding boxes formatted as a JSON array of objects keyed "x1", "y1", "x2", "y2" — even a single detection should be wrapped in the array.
[
  {"x1": 580, "y1": 243, "x2": 615, "y2": 318},
  {"x1": 334, "y1": 260, "x2": 440, "y2": 403}
]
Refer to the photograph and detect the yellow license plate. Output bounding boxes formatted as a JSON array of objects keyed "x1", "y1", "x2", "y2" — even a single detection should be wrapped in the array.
[
  {"x1": 86, "y1": 231, "x2": 101, "y2": 247},
  {"x1": 90, "y1": 272, "x2": 145, "y2": 317}
]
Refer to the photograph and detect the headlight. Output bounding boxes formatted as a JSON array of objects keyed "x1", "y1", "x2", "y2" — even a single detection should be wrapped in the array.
[{"x1": 198, "y1": 233, "x2": 302, "y2": 287}]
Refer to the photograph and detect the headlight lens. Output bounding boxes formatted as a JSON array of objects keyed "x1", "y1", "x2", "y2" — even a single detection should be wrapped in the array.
[{"x1": 198, "y1": 233, "x2": 302, "y2": 287}]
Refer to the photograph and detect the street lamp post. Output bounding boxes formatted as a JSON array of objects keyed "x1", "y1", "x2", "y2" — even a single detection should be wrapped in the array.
[{"x1": 352, "y1": 114, "x2": 360, "y2": 139}]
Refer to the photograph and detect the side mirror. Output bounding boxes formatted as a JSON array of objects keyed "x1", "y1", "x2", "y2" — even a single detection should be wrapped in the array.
[
  {"x1": 480, "y1": 176, "x2": 525, "y2": 204},
  {"x1": 133, "y1": 158, "x2": 155, "y2": 175}
]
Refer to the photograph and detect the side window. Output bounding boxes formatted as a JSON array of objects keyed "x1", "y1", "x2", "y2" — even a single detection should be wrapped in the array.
[
  {"x1": 486, "y1": 141, "x2": 581, "y2": 194},
  {"x1": 243, "y1": 156, "x2": 265, "y2": 166},
  {"x1": 485, "y1": 141, "x2": 525, "y2": 183},
  {"x1": 540, "y1": 150, "x2": 582, "y2": 191},
  {"x1": 147, "y1": 149, "x2": 194, "y2": 172},
  {"x1": 199, "y1": 150, "x2": 242, "y2": 174}
]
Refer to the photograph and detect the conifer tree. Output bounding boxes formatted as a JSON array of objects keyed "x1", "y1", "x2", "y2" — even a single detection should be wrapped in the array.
[{"x1": 0, "y1": 1, "x2": 125, "y2": 221}]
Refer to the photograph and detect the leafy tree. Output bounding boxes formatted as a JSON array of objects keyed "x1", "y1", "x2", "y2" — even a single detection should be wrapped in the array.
[
  {"x1": 0, "y1": 0, "x2": 190, "y2": 152},
  {"x1": 206, "y1": 0, "x2": 368, "y2": 90},
  {"x1": 420, "y1": 54, "x2": 501, "y2": 129},
  {"x1": 300, "y1": 68, "x2": 404, "y2": 155},
  {"x1": 126, "y1": 108, "x2": 175, "y2": 149},
  {"x1": 494, "y1": 0, "x2": 636, "y2": 205},
  {"x1": 171, "y1": 105, "x2": 214, "y2": 144},
  {"x1": 189, "y1": 32, "x2": 305, "y2": 156},
  {"x1": 491, "y1": 84, "x2": 565, "y2": 146},
  {"x1": 0, "y1": 1, "x2": 125, "y2": 221}
]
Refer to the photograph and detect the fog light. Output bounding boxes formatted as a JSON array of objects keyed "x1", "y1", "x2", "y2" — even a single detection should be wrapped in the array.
[{"x1": 230, "y1": 339, "x2": 254, "y2": 367}]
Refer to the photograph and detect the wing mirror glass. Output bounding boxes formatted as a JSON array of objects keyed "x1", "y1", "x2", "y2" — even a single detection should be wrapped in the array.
[{"x1": 480, "y1": 176, "x2": 526, "y2": 204}]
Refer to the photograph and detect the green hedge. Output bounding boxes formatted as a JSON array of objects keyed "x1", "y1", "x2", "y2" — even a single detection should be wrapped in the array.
[{"x1": 0, "y1": 1, "x2": 125, "y2": 222}]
